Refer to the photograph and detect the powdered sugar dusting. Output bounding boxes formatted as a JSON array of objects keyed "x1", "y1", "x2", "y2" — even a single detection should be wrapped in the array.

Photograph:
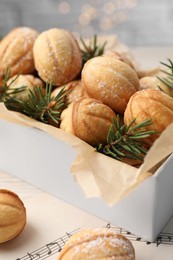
[
  {"x1": 87, "y1": 100, "x2": 100, "y2": 108},
  {"x1": 0, "y1": 27, "x2": 38, "y2": 76},
  {"x1": 33, "y1": 28, "x2": 81, "y2": 85},
  {"x1": 98, "y1": 81, "x2": 107, "y2": 88},
  {"x1": 61, "y1": 228, "x2": 135, "y2": 259}
]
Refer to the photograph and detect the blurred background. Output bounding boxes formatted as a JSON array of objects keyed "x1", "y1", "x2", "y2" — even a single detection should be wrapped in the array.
[{"x1": 0, "y1": 0, "x2": 172, "y2": 46}]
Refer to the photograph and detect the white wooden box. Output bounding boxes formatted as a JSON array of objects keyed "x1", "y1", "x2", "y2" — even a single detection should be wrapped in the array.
[{"x1": 0, "y1": 118, "x2": 173, "y2": 242}]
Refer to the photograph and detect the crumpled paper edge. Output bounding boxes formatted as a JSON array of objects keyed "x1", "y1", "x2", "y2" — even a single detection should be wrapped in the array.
[
  {"x1": 1, "y1": 103, "x2": 172, "y2": 206},
  {"x1": 0, "y1": 35, "x2": 172, "y2": 206}
]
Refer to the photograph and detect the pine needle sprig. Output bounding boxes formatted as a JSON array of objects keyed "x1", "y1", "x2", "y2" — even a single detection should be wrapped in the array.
[
  {"x1": 97, "y1": 115, "x2": 156, "y2": 162},
  {"x1": 21, "y1": 81, "x2": 70, "y2": 126},
  {"x1": 157, "y1": 59, "x2": 173, "y2": 90},
  {"x1": 0, "y1": 68, "x2": 26, "y2": 103},
  {"x1": 80, "y1": 35, "x2": 107, "y2": 67}
]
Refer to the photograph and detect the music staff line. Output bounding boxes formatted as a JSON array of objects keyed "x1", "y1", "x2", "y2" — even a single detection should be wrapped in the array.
[
  {"x1": 16, "y1": 224, "x2": 173, "y2": 260},
  {"x1": 105, "y1": 223, "x2": 173, "y2": 246},
  {"x1": 16, "y1": 228, "x2": 80, "y2": 260}
]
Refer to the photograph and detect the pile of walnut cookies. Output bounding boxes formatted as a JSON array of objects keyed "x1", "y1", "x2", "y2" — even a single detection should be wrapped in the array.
[
  {"x1": 1, "y1": 26, "x2": 173, "y2": 259},
  {"x1": 0, "y1": 26, "x2": 173, "y2": 167}
]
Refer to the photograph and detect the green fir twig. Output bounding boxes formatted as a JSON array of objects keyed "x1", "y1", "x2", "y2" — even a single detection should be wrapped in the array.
[
  {"x1": 0, "y1": 68, "x2": 26, "y2": 103},
  {"x1": 157, "y1": 59, "x2": 173, "y2": 90},
  {"x1": 21, "y1": 81, "x2": 70, "y2": 126},
  {"x1": 97, "y1": 115, "x2": 157, "y2": 162},
  {"x1": 80, "y1": 35, "x2": 107, "y2": 67}
]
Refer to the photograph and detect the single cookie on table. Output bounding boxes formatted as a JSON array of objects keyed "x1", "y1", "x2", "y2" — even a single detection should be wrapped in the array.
[
  {"x1": 82, "y1": 56, "x2": 140, "y2": 114},
  {"x1": 0, "y1": 27, "x2": 39, "y2": 83},
  {"x1": 0, "y1": 189, "x2": 26, "y2": 243},
  {"x1": 60, "y1": 97, "x2": 116, "y2": 147},
  {"x1": 57, "y1": 227, "x2": 135, "y2": 260}
]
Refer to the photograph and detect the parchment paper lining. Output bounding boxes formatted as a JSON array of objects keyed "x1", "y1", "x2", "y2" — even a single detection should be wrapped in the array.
[
  {"x1": 0, "y1": 103, "x2": 172, "y2": 206},
  {"x1": 0, "y1": 35, "x2": 172, "y2": 206}
]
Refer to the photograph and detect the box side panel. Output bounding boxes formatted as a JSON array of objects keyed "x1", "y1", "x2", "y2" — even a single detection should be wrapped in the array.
[
  {"x1": 153, "y1": 154, "x2": 173, "y2": 236},
  {"x1": 0, "y1": 119, "x2": 161, "y2": 241},
  {"x1": 0, "y1": 119, "x2": 76, "y2": 195}
]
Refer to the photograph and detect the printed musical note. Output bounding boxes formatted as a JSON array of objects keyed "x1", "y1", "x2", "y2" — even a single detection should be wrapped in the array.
[
  {"x1": 46, "y1": 242, "x2": 62, "y2": 255},
  {"x1": 104, "y1": 222, "x2": 173, "y2": 246},
  {"x1": 106, "y1": 223, "x2": 111, "y2": 229},
  {"x1": 35, "y1": 253, "x2": 40, "y2": 258},
  {"x1": 46, "y1": 244, "x2": 52, "y2": 255},
  {"x1": 168, "y1": 236, "x2": 172, "y2": 242},
  {"x1": 16, "y1": 228, "x2": 79, "y2": 260},
  {"x1": 156, "y1": 236, "x2": 162, "y2": 246},
  {"x1": 66, "y1": 232, "x2": 72, "y2": 238},
  {"x1": 15, "y1": 225, "x2": 173, "y2": 260},
  {"x1": 154, "y1": 232, "x2": 173, "y2": 245},
  {"x1": 27, "y1": 252, "x2": 35, "y2": 260}
]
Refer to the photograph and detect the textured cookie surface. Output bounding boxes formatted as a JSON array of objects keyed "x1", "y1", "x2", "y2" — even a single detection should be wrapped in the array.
[
  {"x1": 0, "y1": 189, "x2": 26, "y2": 243},
  {"x1": 58, "y1": 227, "x2": 135, "y2": 259},
  {"x1": 0, "y1": 27, "x2": 38, "y2": 82},
  {"x1": 82, "y1": 56, "x2": 140, "y2": 114},
  {"x1": 33, "y1": 28, "x2": 82, "y2": 85}
]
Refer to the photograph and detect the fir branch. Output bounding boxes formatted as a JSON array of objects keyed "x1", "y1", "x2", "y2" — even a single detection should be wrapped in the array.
[
  {"x1": 97, "y1": 115, "x2": 156, "y2": 162},
  {"x1": 0, "y1": 68, "x2": 26, "y2": 103},
  {"x1": 1, "y1": 69, "x2": 71, "y2": 126},
  {"x1": 157, "y1": 59, "x2": 173, "y2": 90},
  {"x1": 21, "y1": 81, "x2": 70, "y2": 126},
  {"x1": 80, "y1": 35, "x2": 107, "y2": 67}
]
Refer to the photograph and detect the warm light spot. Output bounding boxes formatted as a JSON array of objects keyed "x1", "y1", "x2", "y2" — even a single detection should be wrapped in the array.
[
  {"x1": 81, "y1": 4, "x2": 92, "y2": 13},
  {"x1": 99, "y1": 17, "x2": 113, "y2": 31},
  {"x1": 79, "y1": 13, "x2": 91, "y2": 26},
  {"x1": 71, "y1": 0, "x2": 138, "y2": 34},
  {"x1": 115, "y1": 11, "x2": 128, "y2": 23},
  {"x1": 103, "y1": 1, "x2": 116, "y2": 15},
  {"x1": 58, "y1": 2, "x2": 71, "y2": 14},
  {"x1": 81, "y1": 4, "x2": 98, "y2": 19},
  {"x1": 125, "y1": 0, "x2": 138, "y2": 8},
  {"x1": 113, "y1": 0, "x2": 123, "y2": 9},
  {"x1": 88, "y1": 7, "x2": 98, "y2": 19},
  {"x1": 89, "y1": 0, "x2": 101, "y2": 6}
]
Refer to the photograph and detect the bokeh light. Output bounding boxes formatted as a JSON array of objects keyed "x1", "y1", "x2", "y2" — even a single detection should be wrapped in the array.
[
  {"x1": 56, "y1": 0, "x2": 138, "y2": 37},
  {"x1": 58, "y1": 1, "x2": 70, "y2": 14}
]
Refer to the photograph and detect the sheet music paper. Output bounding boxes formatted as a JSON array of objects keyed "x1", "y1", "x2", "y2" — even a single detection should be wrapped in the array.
[
  {"x1": 0, "y1": 170, "x2": 42, "y2": 199},
  {"x1": 0, "y1": 192, "x2": 173, "y2": 260}
]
